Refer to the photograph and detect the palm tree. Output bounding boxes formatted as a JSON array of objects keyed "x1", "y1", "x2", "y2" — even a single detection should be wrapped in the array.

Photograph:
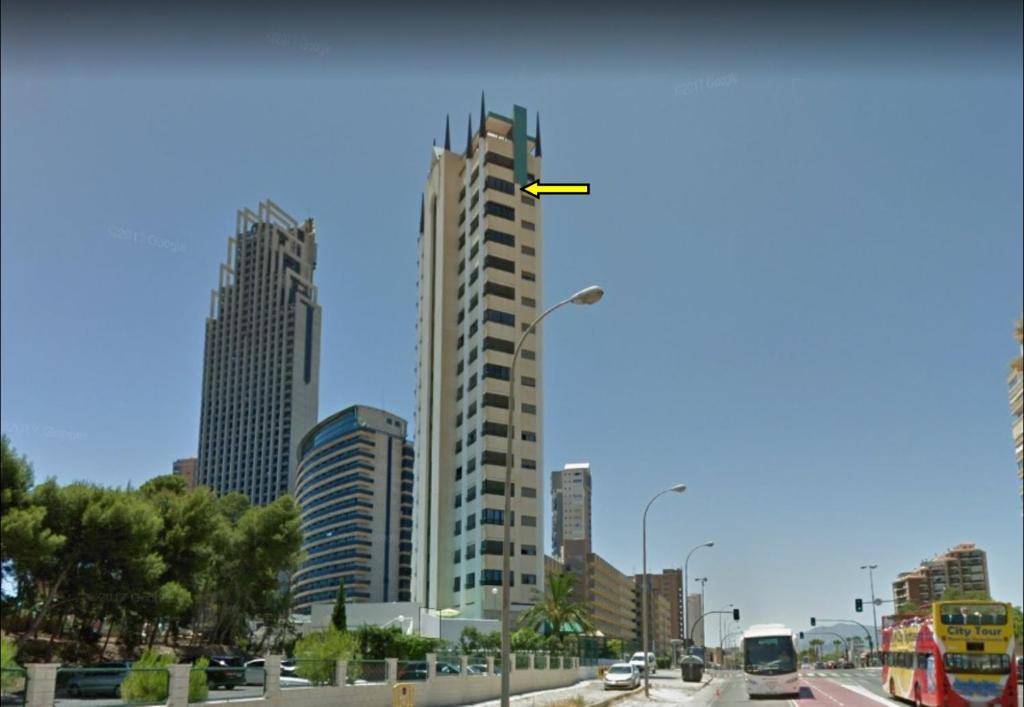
[
  {"x1": 809, "y1": 639, "x2": 824, "y2": 660},
  {"x1": 517, "y1": 572, "x2": 593, "y2": 649},
  {"x1": 832, "y1": 640, "x2": 842, "y2": 659}
]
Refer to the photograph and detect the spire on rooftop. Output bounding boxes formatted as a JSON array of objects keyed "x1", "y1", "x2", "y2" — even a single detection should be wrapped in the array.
[
  {"x1": 466, "y1": 114, "x2": 473, "y2": 157},
  {"x1": 535, "y1": 112, "x2": 542, "y2": 157},
  {"x1": 479, "y1": 91, "x2": 486, "y2": 137},
  {"x1": 444, "y1": 114, "x2": 451, "y2": 151}
]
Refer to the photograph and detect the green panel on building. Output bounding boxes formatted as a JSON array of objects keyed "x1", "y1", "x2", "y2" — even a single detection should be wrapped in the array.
[{"x1": 513, "y1": 105, "x2": 528, "y2": 186}]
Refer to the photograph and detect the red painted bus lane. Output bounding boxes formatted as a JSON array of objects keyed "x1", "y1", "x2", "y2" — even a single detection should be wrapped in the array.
[{"x1": 800, "y1": 677, "x2": 894, "y2": 707}]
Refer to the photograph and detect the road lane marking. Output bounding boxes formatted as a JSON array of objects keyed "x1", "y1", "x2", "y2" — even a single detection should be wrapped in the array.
[
  {"x1": 804, "y1": 678, "x2": 846, "y2": 706},
  {"x1": 831, "y1": 681, "x2": 900, "y2": 707}
]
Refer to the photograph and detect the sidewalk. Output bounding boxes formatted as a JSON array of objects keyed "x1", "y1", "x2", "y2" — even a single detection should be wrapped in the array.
[
  {"x1": 464, "y1": 678, "x2": 609, "y2": 707},
  {"x1": 614, "y1": 672, "x2": 714, "y2": 706},
  {"x1": 466, "y1": 671, "x2": 714, "y2": 707}
]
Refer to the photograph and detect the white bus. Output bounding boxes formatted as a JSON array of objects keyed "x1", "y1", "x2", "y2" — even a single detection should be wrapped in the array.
[{"x1": 740, "y1": 624, "x2": 800, "y2": 697}]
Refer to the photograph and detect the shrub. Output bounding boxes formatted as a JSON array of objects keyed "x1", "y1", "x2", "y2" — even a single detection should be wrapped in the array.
[
  {"x1": 120, "y1": 649, "x2": 171, "y2": 702},
  {"x1": 1, "y1": 637, "x2": 22, "y2": 692},
  {"x1": 511, "y1": 627, "x2": 544, "y2": 652},
  {"x1": 189, "y1": 657, "x2": 209, "y2": 702},
  {"x1": 353, "y1": 625, "x2": 444, "y2": 660},
  {"x1": 294, "y1": 627, "x2": 360, "y2": 685}
]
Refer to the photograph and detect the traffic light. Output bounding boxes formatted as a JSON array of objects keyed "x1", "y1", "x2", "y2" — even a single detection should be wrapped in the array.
[
  {"x1": 855, "y1": 598, "x2": 864, "y2": 613},
  {"x1": 799, "y1": 631, "x2": 805, "y2": 639},
  {"x1": 733, "y1": 608, "x2": 740, "y2": 621},
  {"x1": 810, "y1": 617, "x2": 816, "y2": 626}
]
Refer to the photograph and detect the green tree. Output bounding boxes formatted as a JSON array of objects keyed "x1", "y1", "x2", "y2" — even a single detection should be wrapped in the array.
[
  {"x1": 459, "y1": 626, "x2": 482, "y2": 652},
  {"x1": 331, "y1": 580, "x2": 347, "y2": 632},
  {"x1": 199, "y1": 494, "x2": 302, "y2": 648},
  {"x1": 16, "y1": 482, "x2": 164, "y2": 649},
  {"x1": 602, "y1": 638, "x2": 626, "y2": 660},
  {"x1": 517, "y1": 572, "x2": 593, "y2": 650},
  {"x1": 0, "y1": 437, "x2": 65, "y2": 598},
  {"x1": 897, "y1": 602, "x2": 918, "y2": 614},
  {"x1": 809, "y1": 639, "x2": 824, "y2": 660},
  {"x1": 1012, "y1": 605, "x2": 1022, "y2": 644},
  {"x1": 510, "y1": 626, "x2": 544, "y2": 652}
]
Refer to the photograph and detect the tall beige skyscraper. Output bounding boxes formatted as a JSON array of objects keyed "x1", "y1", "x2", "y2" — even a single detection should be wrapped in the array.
[
  {"x1": 196, "y1": 200, "x2": 321, "y2": 505},
  {"x1": 1010, "y1": 318, "x2": 1022, "y2": 515},
  {"x1": 412, "y1": 98, "x2": 544, "y2": 619}
]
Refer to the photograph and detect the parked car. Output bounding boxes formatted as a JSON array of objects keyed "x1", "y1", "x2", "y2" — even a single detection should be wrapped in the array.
[
  {"x1": 467, "y1": 664, "x2": 489, "y2": 675},
  {"x1": 841, "y1": 661, "x2": 855, "y2": 669},
  {"x1": 396, "y1": 661, "x2": 460, "y2": 680},
  {"x1": 603, "y1": 663, "x2": 640, "y2": 690},
  {"x1": 279, "y1": 676, "x2": 312, "y2": 687},
  {"x1": 244, "y1": 658, "x2": 300, "y2": 685},
  {"x1": 193, "y1": 655, "x2": 245, "y2": 689},
  {"x1": 65, "y1": 662, "x2": 133, "y2": 698},
  {"x1": 814, "y1": 661, "x2": 826, "y2": 669},
  {"x1": 629, "y1": 651, "x2": 657, "y2": 676}
]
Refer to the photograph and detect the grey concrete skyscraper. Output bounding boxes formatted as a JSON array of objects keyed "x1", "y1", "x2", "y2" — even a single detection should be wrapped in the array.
[
  {"x1": 197, "y1": 200, "x2": 321, "y2": 505},
  {"x1": 412, "y1": 99, "x2": 544, "y2": 619},
  {"x1": 551, "y1": 462, "x2": 592, "y2": 558}
]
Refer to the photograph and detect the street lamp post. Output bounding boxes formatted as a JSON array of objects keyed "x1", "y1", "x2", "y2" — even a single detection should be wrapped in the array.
[
  {"x1": 718, "y1": 603, "x2": 734, "y2": 662},
  {"x1": 641, "y1": 484, "x2": 687, "y2": 698},
  {"x1": 499, "y1": 285, "x2": 604, "y2": 707},
  {"x1": 682, "y1": 541, "x2": 714, "y2": 649},
  {"x1": 860, "y1": 564, "x2": 879, "y2": 659},
  {"x1": 693, "y1": 577, "x2": 708, "y2": 649}
]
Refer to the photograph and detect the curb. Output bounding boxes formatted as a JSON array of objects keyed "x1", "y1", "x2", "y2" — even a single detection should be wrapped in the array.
[
  {"x1": 589, "y1": 685, "x2": 643, "y2": 707},
  {"x1": 589, "y1": 674, "x2": 715, "y2": 706}
]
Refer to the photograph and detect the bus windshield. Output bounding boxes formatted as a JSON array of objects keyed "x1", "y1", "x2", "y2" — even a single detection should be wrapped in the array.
[
  {"x1": 938, "y1": 604, "x2": 1008, "y2": 626},
  {"x1": 943, "y1": 653, "x2": 1012, "y2": 675},
  {"x1": 744, "y1": 636, "x2": 797, "y2": 675}
]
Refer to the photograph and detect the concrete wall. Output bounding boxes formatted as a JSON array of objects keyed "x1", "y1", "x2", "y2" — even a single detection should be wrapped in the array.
[{"x1": 19, "y1": 653, "x2": 593, "y2": 707}]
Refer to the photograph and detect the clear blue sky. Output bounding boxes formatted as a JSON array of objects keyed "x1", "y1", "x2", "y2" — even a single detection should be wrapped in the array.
[{"x1": 2, "y1": 2, "x2": 1021, "y2": 644}]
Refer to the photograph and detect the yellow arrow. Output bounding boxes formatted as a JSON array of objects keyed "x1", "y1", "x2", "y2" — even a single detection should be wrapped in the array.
[{"x1": 521, "y1": 180, "x2": 590, "y2": 198}]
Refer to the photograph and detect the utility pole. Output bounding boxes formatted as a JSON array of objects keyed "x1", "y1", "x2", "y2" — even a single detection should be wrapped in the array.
[{"x1": 861, "y1": 564, "x2": 879, "y2": 660}]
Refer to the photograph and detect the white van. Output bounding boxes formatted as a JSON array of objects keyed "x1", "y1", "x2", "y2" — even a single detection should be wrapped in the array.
[{"x1": 629, "y1": 651, "x2": 657, "y2": 675}]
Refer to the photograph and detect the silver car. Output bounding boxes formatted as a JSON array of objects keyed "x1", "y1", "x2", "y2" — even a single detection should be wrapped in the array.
[
  {"x1": 64, "y1": 662, "x2": 133, "y2": 698},
  {"x1": 244, "y1": 658, "x2": 299, "y2": 685},
  {"x1": 603, "y1": 663, "x2": 640, "y2": 690}
]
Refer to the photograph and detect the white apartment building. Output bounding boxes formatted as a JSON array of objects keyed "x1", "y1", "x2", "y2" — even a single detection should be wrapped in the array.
[{"x1": 412, "y1": 98, "x2": 544, "y2": 619}]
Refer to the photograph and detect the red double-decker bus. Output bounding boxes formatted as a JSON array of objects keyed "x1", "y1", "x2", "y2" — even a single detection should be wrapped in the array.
[{"x1": 881, "y1": 601, "x2": 1018, "y2": 707}]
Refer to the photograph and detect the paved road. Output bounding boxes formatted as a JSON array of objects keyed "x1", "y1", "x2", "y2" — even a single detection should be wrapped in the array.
[{"x1": 634, "y1": 669, "x2": 1023, "y2": 707}]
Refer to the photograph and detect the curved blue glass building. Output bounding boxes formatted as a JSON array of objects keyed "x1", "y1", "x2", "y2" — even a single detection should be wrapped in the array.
[{"x1": 292, "y1": 405, "x2": 414, "y2": 613}]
